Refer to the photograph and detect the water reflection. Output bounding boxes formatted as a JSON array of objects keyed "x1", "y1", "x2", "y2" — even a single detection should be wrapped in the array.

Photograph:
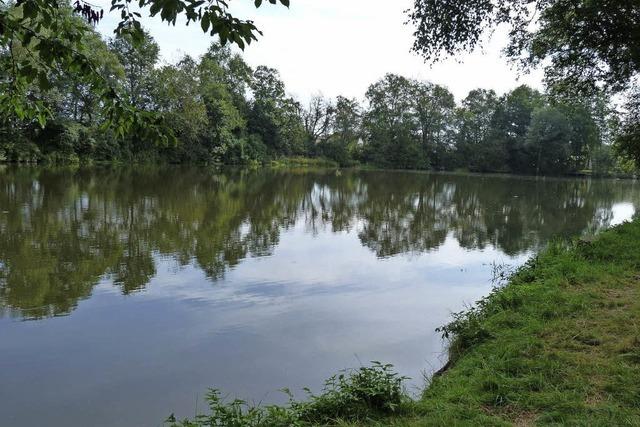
[{"x1": 0, "y1": 166, "x2": 638, "y2": 320}]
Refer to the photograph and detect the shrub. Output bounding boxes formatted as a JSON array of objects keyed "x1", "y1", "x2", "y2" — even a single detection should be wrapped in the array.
[{"x1": 165, "y1": 362, "x2": 408, "y2": 427}]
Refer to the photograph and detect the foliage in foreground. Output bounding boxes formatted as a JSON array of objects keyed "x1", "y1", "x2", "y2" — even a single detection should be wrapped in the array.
[
  {"x1": 165, "y1": 362, "x2": 409, "y2": 427},
  {"x1": 0, "y1": 0, "x2": 288, "y2": 130}
]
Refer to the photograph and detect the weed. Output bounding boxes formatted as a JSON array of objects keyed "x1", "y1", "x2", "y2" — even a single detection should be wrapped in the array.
[{"x1": 166, "y1": 362, "x2": 409, "y2": 427}]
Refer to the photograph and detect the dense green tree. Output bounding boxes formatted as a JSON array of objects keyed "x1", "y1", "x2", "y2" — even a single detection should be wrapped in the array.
[
  {"x1": 57, "y1": 32, "x2": 124, "y2": 125},
  {"x1": 414, "y1": 82, "x2": 456, "y2": 169},
  {"x1": 332, "y1": 97, "x2": 362, "y2": 144},
  {"x1": 616, "y1": 87, "x2": 640, "y2": 168},
  {"x1": 153, "y1": 56, "x2": 208, "y2": 162},
  {"x1": 0, "y1": 21, "x2": 631, "y2": 176},
  {"x1": 319, "y1": 96, "x2": 362, "y2": 166},
  {"x1": 525, "y1": 106, "x2": 573, "y2": 175},
  {"x1": 454, "y1": 89, "x2": 505, "y2": 172},
  {"x1": 0, "y1": 18, "x2": 125, "y2": 162},
  {"x1": 109, "y1": 30, "x2": 160, "y2": 111},
  {"x1": 199, "y1": 57, "x2": 246, "y2": 163},
  {"x1": 200, "y1": 43, "x2": 253, "y2": 116},
  {"x1": 495, "y1": 86, "x2": 546, "y2": 173},
  {"x1": 248, "y1": 66, "x2": 305, "y2": 156},
  {"x1": 0, "y1": 0, "x2": 290, "y2": 129},
  {"x1": 557, "y1": 102, "x2": 600, "y2": 172},
  {"x1": 363, "y1": 74, "x2": 423, "y2": 169},
  {"x1": 407, "y1": 0, "x2": 640, "y2": 166}
]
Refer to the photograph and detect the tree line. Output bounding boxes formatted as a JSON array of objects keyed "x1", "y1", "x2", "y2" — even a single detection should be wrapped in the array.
[{"x1": 0, "y1": 12, "x2": 635, "y2": 176}]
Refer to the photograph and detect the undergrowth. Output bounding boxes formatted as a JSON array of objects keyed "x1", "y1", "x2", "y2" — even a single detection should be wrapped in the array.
[{"x1": 165, "y1": 362, "x2": 409, "y2": 427}]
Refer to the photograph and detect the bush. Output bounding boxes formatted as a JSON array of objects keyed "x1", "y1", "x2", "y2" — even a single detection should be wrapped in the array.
[{"x1": 165, "y1": 362, "x2": 408, "y2": 427}]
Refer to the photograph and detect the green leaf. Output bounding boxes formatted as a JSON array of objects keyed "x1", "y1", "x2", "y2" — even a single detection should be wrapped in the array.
[{"x1": 200, "y1": 15, "x2": 210, "y2": 32}]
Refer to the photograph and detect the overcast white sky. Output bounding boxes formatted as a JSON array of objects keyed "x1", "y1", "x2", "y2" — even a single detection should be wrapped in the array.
[{"x1": 94, "y1": 0, "x2": 544, "y2": 103}]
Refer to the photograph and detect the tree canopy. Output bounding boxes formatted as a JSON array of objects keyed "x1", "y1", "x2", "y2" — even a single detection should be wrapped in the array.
[
  {"x1": 0, "y1": 0, "x2": 289, "y2": 134},
  {"x1": 1, "y1": 24, "x2": 632, "y2": 178},
  {"x1": 407, "y1": 0, "x2": 640, "y2": 167},
  {"x1": 408, "y1": 0, "x2": 640, "y2": 94},
  {"x1": 2, "y1": 0, "x2": 638, "y2": 172}
]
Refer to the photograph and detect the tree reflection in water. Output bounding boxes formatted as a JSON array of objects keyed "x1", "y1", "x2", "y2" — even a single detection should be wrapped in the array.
[{"x1": 0, "y1": 166, "x2": 637, "y2": 319}]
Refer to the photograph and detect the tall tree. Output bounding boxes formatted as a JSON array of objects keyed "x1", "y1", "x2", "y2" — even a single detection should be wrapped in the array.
[
  {"x1": 248, "y1": 66, "x2": 305, "y2": 156},
  {"x1": 407, "y1": 0, "x2": 640, "y2": 166},
  {"x1": 0, "y1": 0, "x2": 290, "y2": 130},
  {"x1": 363, "y1": 74, "x2": 423, "y2": 169},
  {"x1": 154, "y1": 56, "x2": 208, "y2": 161},
  {"x1": 526, "y1": 106, "x2": 573, "y2": 175},
  {"x1": 200, "y1": 43, "x2": 253, "y2": 116},
  {"x1": 320, "y1": 96, "x2": 361, "y2": 166},
  {"x1": 616, "y1": 87, "x2": 640, "y2": 168},
  {"x1": 302, "y1": 95, "x2": 335, "y2": 154},
  {"x1": 332, "y1": 96, "x2": 361, "y2": 144},
  {"x1": 198, "y1": 54, "x2": 246, "y2": 163},
  {"x1": 414, "y1": 82, "x2": 456, "y2": 169},
  {"x1": 109, "y1": 30, "x2": 159, "y2": 110},
  {"x1": 494, "y1": 85, "x2": 545, "y2": 173},
  {"x1": 455, "y1": 89, "x2": 505, "y2": 172}
]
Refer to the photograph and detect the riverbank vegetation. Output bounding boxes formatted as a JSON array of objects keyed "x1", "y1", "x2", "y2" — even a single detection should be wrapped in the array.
[
  {"x1": 1, "y1": 2, "x2": 638, "y2": 176},
  {"x1": 166, "y1": 218, "x2": 640, "y2": 426}
]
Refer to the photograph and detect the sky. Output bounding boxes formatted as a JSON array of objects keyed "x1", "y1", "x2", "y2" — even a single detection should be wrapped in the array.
[{"x1": 94, "y1": 0, "x2": 544, "y2": 103}]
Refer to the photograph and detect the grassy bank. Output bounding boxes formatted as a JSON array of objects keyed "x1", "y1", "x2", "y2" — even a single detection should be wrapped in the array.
[
  {"x1": 168, "y1": 220, "x2": 640, "y2": 426},
  {"x1": 268, "y1": 157, "x2": 339, "y2": 169},
  {"x1": 401, "y1": 218, "x2": 640, "y2": 426}
]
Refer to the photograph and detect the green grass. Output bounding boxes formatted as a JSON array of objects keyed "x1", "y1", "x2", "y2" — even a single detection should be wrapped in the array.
[
  {"x1": 398, "y1": 219, "x2": 640, "y2": 426},
  {"x1": 167, "y1": 220, "x2": 640, "y2": 426},
  {"x1": 269, "y1": 157, "x2": 339, "y2": 169}
]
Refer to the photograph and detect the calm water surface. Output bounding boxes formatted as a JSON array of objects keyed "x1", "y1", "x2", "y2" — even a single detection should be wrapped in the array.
[{"x1": 0, "y1": 166, "x2": 638, "y2": 427}]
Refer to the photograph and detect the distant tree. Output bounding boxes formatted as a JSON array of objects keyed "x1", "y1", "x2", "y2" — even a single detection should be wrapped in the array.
[
  {"x1": 414, "y1": 82, "x2": 456, "y2": 169},
  {"x1": 317, "y1": 96, "x2": 362, "y2": 166},
  {"x1": 302, "y1": 95, "x2": 334, "y2": 148},
  {"x1": 492, "y1": 86, "x2": 545, "y2": 173},
  {"x1": 615, "y1": 87, "x2": 640, "y2": 169},
  {"x1": 526, "y1": 106, "x2": 573, "y2": 175},
  {"x1": 109, "y1": 30, "x2": 159, "y2": 110},
  {"x1": 198, "y1": 55, "x2": 246, "y2": 163},
  {"x1": 408, "y1": 0, "x2": 640, "y2": 167},
  {"x1": 333, "y1": 97, "x2": 362, "y2": 143},
  {"x1": 200, "y1": 43, "x2": 254, "y2": 116},
  {"x1": 154, "y1": 56, "x2": 208, "y2": 161},
  {"x1": 556, "y1": 101, "x2": 600, "y2": 171},
  {"x1": 248, "y1": 66, "x2": 305, "y2": 156},
  {"x1": 363, "y1": 74, "x2": 423, "y2": 169},
  {"x1": 455, "y1": 89, "x2": 506, "y2": 172},
  {"x1": 57, "y1": 31, "x2": 124, "y2": 125}
]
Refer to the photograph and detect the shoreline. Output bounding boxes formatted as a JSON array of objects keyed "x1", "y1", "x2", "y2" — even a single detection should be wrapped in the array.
[
  {"x1": 168, "y1": 219, "x2": 640, "y2": 426},
  {"x1": 407, "y1": 219, "x2": 640, "y2": 426},
  {"x1": 0, "y1": 159, "x2": 637, "y2": 181}
]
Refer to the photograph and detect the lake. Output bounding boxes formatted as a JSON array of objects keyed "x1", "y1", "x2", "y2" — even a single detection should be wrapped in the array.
[{"x1": 0, "y1": 166, "x2": 638, "y2": 427}]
